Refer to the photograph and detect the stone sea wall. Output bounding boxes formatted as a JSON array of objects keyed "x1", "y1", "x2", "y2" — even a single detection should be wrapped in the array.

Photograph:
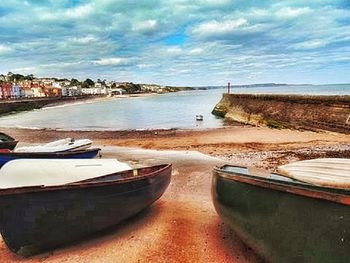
[
  {"x1": 0, "y1": 95, "x2": 103, "y2": 116},
  {"x1": 212, "y1": 93, "x2": 350, "y2": 133}
]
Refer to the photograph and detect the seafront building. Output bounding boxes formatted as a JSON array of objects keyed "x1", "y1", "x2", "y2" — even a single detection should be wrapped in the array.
[
  {"x1": 0, "y1": 72, "x2": 178, "y2": 100},
  {"x1": 0, "y1": 77, "x2": 108, "y2": 99}
]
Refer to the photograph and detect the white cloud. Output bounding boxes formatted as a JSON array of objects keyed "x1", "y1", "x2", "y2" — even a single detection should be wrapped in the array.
[
  {"x1": 275, "y1": 7, "x2": 311, "y2": 19},
  {"x1": 0, "y1": 44, "x2": 11, "y2": 54},
  {"x1": 71, "y1": 35, "x2": 99, "y2": 44},
  {"x1": 188, "y1": 47, "x2": 204, "y2": 55},
  {"x1": 192, "y1": 18, "x2": 248, "y2": 37},
  {"x1": 65, "y1": 4, "x2": 94, "y2": 19},
  {"x1": 11, "y1": 66, "x2": 37, "y2": 74},
  {"x1": 93, "y1": 57, "x2": 129, "y2": 66},
  {"x1": 293, "y1": 39, "x2": 328, "y2": 50},
  {"x1": 132, "y1": 20, "x2": 158, "y2": 33},
  {"x1": 178, "y1": 69, "x2": 191, "y2": 73},
  {"x1": 43, "y1": 62, "x2": 84, "y2": 68},
  {"x1": 166, "y1": 46, "x2": 183, "y2": 54},
  {"x1": 246, "y1": 8, "x2": 270, "y2": 19},
  {"x1": 137, "y1": 63, "x2": 155, "y2": 69},
  {"x1": 199, "y1": 0, "x2": 231, "y2": 6}
]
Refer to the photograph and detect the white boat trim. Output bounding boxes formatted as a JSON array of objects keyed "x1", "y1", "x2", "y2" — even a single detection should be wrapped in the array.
[{"x1": 14, "y1": 138, "x2": 92, "y2": 153}]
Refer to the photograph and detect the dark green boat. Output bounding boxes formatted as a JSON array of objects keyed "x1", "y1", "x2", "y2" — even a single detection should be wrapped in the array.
[
  {"x1": 212, "y1": 164, "x2": 350, "y2": 263},
  {"x1": 0, "y1": 163, "x2": 172, "y2": 257}
]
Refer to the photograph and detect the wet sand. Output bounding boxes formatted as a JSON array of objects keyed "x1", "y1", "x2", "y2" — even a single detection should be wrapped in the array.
[{"x1": 0, "y1": 126, "x2": 349, "y2": 262}]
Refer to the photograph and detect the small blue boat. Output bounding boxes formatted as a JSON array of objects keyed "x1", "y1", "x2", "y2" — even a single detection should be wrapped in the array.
[{"x1": 0, "y1": 148, "x2": 100, "y2": 167}]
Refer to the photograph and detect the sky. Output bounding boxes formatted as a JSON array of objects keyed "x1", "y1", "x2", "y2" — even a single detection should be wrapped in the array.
[{"x1": 0, "y1": 0, "x2": 349, "y2": 86}]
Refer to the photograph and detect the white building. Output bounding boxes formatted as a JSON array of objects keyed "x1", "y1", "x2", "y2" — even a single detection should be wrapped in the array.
[
  {"x1": 81, "y1": 87, "x2": 102, "y2": 95},
  {"x1": 62, "y1": 86, "x2": 81, "y2": 96},
  {"x1": 31, "y1": 87, "x2": 45, "y2": 97},
  {"x1": 52, "y1": 82, "x2": 63, "y2": 89},
  {"x1": 59, "y1": 80, "x2": 71, "y2": 87},
  {"x1": 11, "y1": 84, "x2": 22, "y2": 98}
]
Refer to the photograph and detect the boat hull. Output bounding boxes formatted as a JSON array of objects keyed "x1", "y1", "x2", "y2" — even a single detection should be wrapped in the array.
[
  {"x1": 212, "y1": 166, "x2": 350, "y2": 263},
  {"x1": 0, "y1": 140, "x2": 18, "y2": 150},
  {"x1": 0, "y1": 148, "x2": 100, "y2": 167},
  {"x1": 0, "y1": 164, "x2": 171, "y2": 256}
]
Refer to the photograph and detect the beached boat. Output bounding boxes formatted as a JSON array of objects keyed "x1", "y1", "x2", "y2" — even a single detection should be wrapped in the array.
[
  {"x1": 0, "y1": 148, "x2": 100, "y2": 167},
  {"x1": 196, "y1": 115, "x2": 203, "y2": 121},
  {"x1": 14, "y1": 138, "x2": 92, "y2": 153},
  {"x1": 0, "y1": 161, "x2": 171, "y2": 256},
  {"x1": 0, "y1": 132, "x2": 18, "y2": 150},
  {"x1": 212, "y1": 160, "x2": 350, "y2": 263}
]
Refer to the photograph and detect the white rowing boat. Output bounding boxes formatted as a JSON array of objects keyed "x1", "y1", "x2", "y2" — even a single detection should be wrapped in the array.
[{"x1": 14, "y1": 138, "x2": 92, "y2": 153}]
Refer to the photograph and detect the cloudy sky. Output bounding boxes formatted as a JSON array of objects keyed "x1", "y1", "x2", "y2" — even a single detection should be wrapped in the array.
[{"x1": 0, "y1": 0, "x2": 349, "y2": 86}]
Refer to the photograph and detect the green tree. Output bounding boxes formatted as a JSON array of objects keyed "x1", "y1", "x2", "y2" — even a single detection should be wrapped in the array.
[
  {"x1": 70, "y1": 78, "x2": 80, "y2": 86},
  {"x1": 24, "y1": 74, "x2": 34, "y2": 80},
  {"x1": 82, "y1": 78, "x2": 95, "y2": 88}
]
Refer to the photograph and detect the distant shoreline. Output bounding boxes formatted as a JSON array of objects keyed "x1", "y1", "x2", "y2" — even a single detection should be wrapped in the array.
[
  {"x1": 0, "y1": 95, "x2": 107, "y2": 117},
  {"x1": 0, "y1": 92, "x2": 168, "y2": 117}
]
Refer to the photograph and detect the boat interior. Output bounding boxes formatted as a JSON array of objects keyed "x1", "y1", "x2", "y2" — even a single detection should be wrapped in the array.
[
  {"x1": 72, "y1": 164, "x2": 170, "y2": 184},
  {"x1": 218, "y1": 165, "x2": 350, "y2": 194}
]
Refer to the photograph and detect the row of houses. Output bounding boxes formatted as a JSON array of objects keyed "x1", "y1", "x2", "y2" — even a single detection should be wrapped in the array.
[
  {"x1": 0, "y1": 82, "x2": 72, "y2": 99},
  {"x1": 0, "y1": 79, "x2": 125, "y2": 100}
]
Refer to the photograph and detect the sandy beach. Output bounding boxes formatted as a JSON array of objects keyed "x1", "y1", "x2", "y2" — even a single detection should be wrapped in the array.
[{"x1": 0, "y1": 126, "x2": 349, "y2": 262}]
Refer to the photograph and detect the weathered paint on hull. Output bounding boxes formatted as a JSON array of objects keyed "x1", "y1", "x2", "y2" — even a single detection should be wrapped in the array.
[
  {"x1": 0, "y1": 164, "x2": 171, "y2": 256},
  {"x1": 212, "y1": 168, "x2": 350, "y2": 263},
  {"x1": 0, "y1": 148, "x2": 100, "y2": 167}
]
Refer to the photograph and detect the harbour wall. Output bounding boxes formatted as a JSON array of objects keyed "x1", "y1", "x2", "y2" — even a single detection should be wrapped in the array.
[
  {"x1": 212, "y1": 94, "x2": 350, "y2": 133},
  {"x1": 0, "y1": 95, "x2": 104, "y2": 116}
]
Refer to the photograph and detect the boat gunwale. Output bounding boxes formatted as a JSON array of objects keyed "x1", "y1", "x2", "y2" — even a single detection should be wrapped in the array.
[
  {"x1": 213, "y1": 165, "x2": 350, "y2": 206},
  {"x1": 14, "y1": 141, "x2": 93, "y2": 153},
  {"x1": 0, "y1": 164, "x2": 172, "y2": 196},
  {"x1": 55, "y1": 142, "x2": 92, "y2": 152},
  {"x1": 0, "y1": 147, "x2": 100, "y2": 157}
]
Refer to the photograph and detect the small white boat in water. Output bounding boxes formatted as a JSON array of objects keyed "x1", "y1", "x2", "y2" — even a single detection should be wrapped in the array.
[
  {"x1": 0, "y1": 159, "x2": 132, "y2": 188},
  {"x1": 196, "y1": 115, "x2": 203, "y2": 121},
  {"x1": 14, "y1": 138, "x2": 92, "y2": 153}
]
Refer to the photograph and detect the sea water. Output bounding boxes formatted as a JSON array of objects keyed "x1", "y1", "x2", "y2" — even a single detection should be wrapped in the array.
[{"x1": 0, "y1": 84, "x2": 349, "y2": 131}]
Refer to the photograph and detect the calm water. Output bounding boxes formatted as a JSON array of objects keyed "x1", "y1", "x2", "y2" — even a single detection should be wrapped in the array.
[{"x1": 0, "y1": 84, "x2": 349, "y2": 131}]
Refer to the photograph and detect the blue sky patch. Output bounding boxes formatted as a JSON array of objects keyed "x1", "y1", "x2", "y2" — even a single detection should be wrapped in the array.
[{"x1": 164, "y1": 33, "x2": 186, "y2": 45}]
